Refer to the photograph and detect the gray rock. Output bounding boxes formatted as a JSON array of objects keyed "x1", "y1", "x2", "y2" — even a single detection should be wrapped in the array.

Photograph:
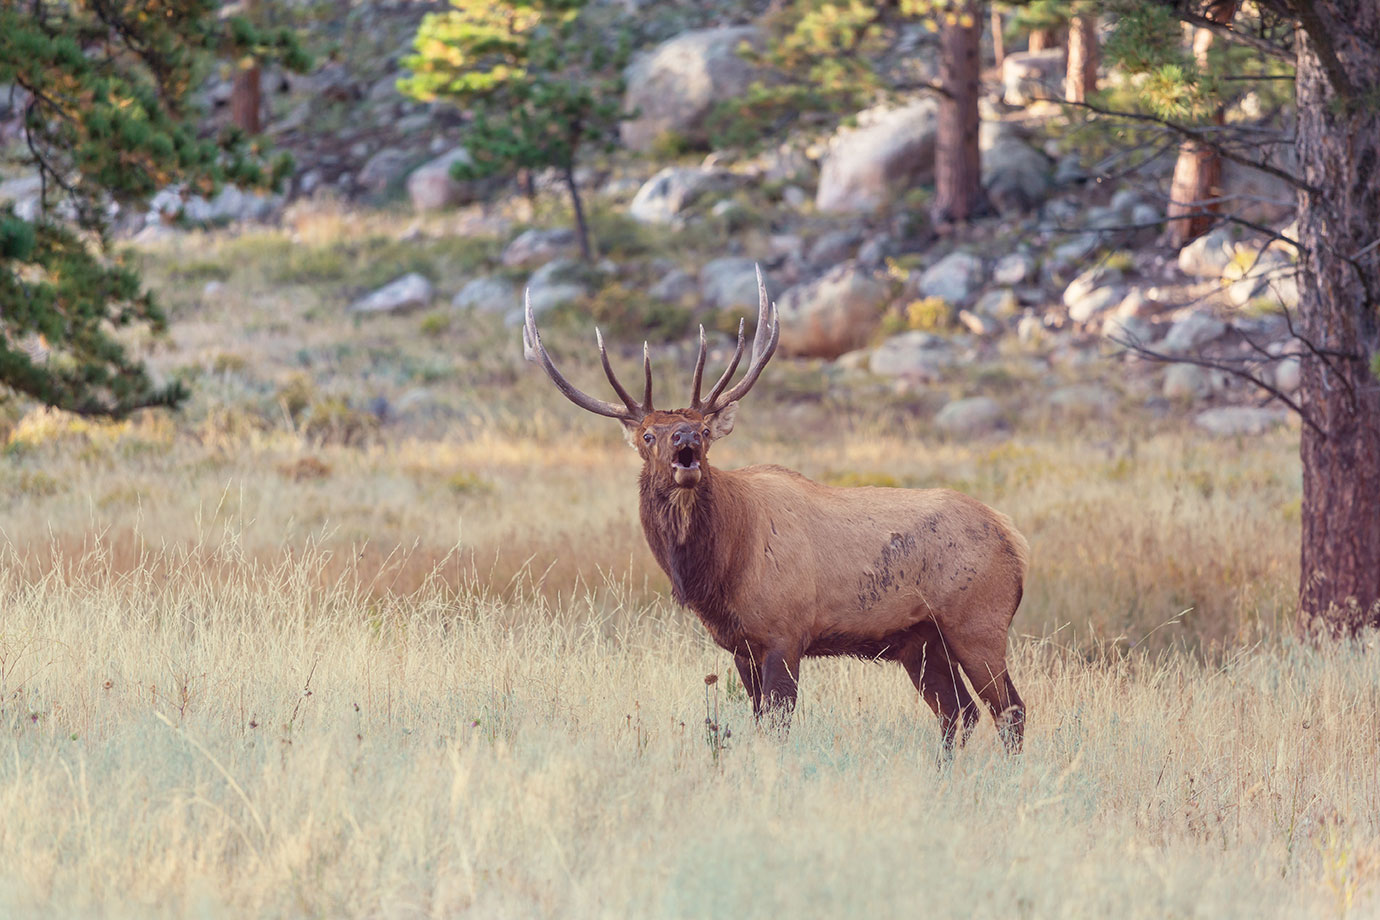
[
  {"x1": 206, "y1": 185, "x2": 279, "y2": 224},
  {"x1": 406, "y1": 148, "x2": 480, "y2": 213},
  {"x1": 628, "y1": 167, "x2": 735, "y2": 223},
  {"x1": 1063, "y1": 265, "x2": 1125, "y2": 322},
  {"x1": 974, "y1": 288, "x2": 1020, "y2": 318},
  {"x1": 1163, "y1": 364, "x2": 1216, "y2": 400},
  {"x1": 519, "y1": 259, "x2": 592, "y2": 321},
  {"x1": 982, "y1": 134, "x2": 1052, "y2": 215},
  {"x1": 777, "y1": 261, "x2": 888, "y2": 358},
  {"x1": 1129, "y1": 202, "x2": 1162, "y2": 231},
  {"x1": 781, "y1": 185, "x2": 810, "y2": 210},
  {"x1": 502, "y1": 228, "x2": 580, "y2": 268},
  {"x1": 621, "y1": 26, "x2": 766, "y2": 152},
  {"x1": 816, "y1": 100, "x2": 938, "y2": 214},
  {"x1": 0, "y1": 174, "x2": 42, "y2": 221},
  {"x1": 453, "y1": 276, "x2": 517, "y2": 313},
  {"x1": 1053, "y1": 155, "x2": 1088, "y2": 186},
  {"x1": 1002, "y1": 49, "x2": 1065, "y2": 107},
  {"x1": 1194, "y1": 406, "x2": 1290, "y2": 436},
  {"x1": 1114, "y1": 288, "x2": 1162, "y2": 319},
  {"x1": 857, "y1": 234, "x2": 893, "y2": 269},
  {"x1": 699, "y1": 257, "x2": 769, "y2": 312},
  {"x1": 1047, "y1": 233, "x2": 1100, "y2": 276},
  {"x1": 649, "y1": 268, "x2": 698, "y2": 303},
  {"x1": 350, "y1": 273, "x2": 434, "y2": 314},
  {"x1": 934, "y1": 396, "x2": 1004, "y2": 435},
  {"x1": 958, "y1": 308, "x2": 999, "y2": 336},
  {"x1": 1016, "y1": 314, "x2": 1047, "y2": 346},
  {"x1": 1274, "y1": 356, "x2": 1302, "y2": 394},
  {"x1": 357, "y1": 147, "x2": 412, "y2": 194},
  {"x1": 1160, "y1": 310, "x2": 1227, "y2": 354},
  {"x1": 807, "y1": 229, "x2": 864, "y2": 267},
  {"x1": 1177, "y1": 228, "x2": 1237, "y2": 278},
  {"x1": 1109, "y1": 188, "x2": 1144, "y2": 215},
  {"x1": 869, "y1": 331, "x2": 955, "y2": 379},
  {"x1": 993, "y1": 251, "x2": 1037, "y2": 286},
  {"x1": 1102, "y1": 313, "x2": 1153, "y2": 345},
  {"x1": 916, "y1": 250, "x2": 983, "y2": 305},
  {"x1": 1224, "y1": 248, "x2": 1295, "y2": 307}
]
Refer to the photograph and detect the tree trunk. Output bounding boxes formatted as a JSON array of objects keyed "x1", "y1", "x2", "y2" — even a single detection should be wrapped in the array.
[
  {"x1": 231, "y1": 60, "x2": 261, "y2": 134},
  {"x1": 990, "y1": 8, "x2": 1005, "y2": 69},
  {"x1": 1293, "y1": 1, "x2": 1380, "y2": 635},
  {"x1": 564, "y1": 165, "x2": 593, "y2": 262},
  {"x1": 1164, "y1": 0, "x2": 1239, "y2": 247},
  {"x1": 933, "y1": 1, "x2": 985, "y2": 225},
  {"x1": 1027, "y1": 27, "x2": 1053, "y2": 53},
  {"x1": 1064, "y1": 13, "x2": 1097, "y2": 103}
]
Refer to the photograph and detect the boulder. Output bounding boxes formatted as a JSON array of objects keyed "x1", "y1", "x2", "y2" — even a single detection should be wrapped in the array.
[
  {"x1": 1160, "y1": 310, "x2": 1227, "y2": 354},
  {"x1": 934, "y1": 396, "x2": 1004, "y2": 435},
  {"x1": 649, "y1": 268, "x2": 698, "y2": 303},
  {"x1": 915, "y1": 250, "x2": 983, "y2": 305},
  {"x1": 349, "y1": 273, "x2": 434, "y2": 314},
  {"x1": 982, "y1": 133, "x2": 1052, "y2": 215},
  {"x1": 621, "y1": 26, "x2": 766, "y2": 152},
  {"x1": 1101, "y1": 314, "x2": 1152, "y2": 345},
  {"x1": 993, "y1": 251, "x2": 1037, "y2": 286},
  {"x1": 1177, "y1": 227, "x2": 1237, "y2": 278},
  {"x1": 869, "y1": 331, "x2": 956, "y2": 380},
  {"x1": 453, "y1": 276, "x2": 517, "y2": 313},
  {"x1": 974, "y1": 288, "x2": 1020, "y2": 318},
  {"x1": 501, "y1": 228, "x2": 580, "y2": 268},
  {"x1": 1063, "y1": 265, "x2": 1125, "y2": 322},
  {"x1": 628, "y1": 167, "x2": 735, "y2": 223},
  {"x1": 406, "y1": 148, "x2": 480, "y2": 213},
  {"x1": 1002, "y1": 49, "x2": 1065, "y2": 107},
  {"x1": 807, "y1": 229, "x2": 864, "y2": 267},
  {"x1": 1274, "y1": 356, "x2": 1302, "y2": 394},
  {"x1": 816, "y1": 100, "x2": 938, "y2": 214},
  {"x1": 1163, "y1": 364, "x2": 1217, "y2": 400},
  {"x1": 357, "y1": 147, "x2": 412, "y2": 194},
  {"x1": 515, "y1": 260, "x2": 592, "y2": 323},
  {"x1": 777, "y1": 261, "x2": 889, "y2": 358},
  {"x1": 699, "y1": 257, "x2": 770, "y2": 312},
  {"x1": 1194, "y1": 407, "x2": 1290, "y2": 436}
]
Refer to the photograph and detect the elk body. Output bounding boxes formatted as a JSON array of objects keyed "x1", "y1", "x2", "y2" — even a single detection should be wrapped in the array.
[{"x1": 523, "y1": 269, "x2": 1028, "y2": 752}]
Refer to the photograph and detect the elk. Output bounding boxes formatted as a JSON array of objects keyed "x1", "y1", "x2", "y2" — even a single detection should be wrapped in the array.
[{"x1": 522, "y1": 268, "x2": 1028, "y2": 753}]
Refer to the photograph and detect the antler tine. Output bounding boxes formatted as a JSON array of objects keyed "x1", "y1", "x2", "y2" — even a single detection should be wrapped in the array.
[
  {"x1": 595, "y1": 328, "x2": 641, "y2": 414},
  {"x1": 523, "y1": 289, "x2": 644, "y2": 422},
  {"x1": 689, "y1": 325, "x2": 708, "y2": 409},
  {"x1": 642, "y1": 341, "x2": 654, "y2": 410},
  {"x1": 704, "y1": 264, "x2": 780, "y2": 412},
  {"x1": 701, "y1": 317, "x2": 746, "y2": 410}
]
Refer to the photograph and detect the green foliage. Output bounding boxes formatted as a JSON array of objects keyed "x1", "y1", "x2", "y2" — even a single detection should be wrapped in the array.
[
  {"x1": 0, "y1": 0, "x2": 308, "y2": 418},
  {"x1": 400, "y1": 0, "x2": 629, "y2": 257}
]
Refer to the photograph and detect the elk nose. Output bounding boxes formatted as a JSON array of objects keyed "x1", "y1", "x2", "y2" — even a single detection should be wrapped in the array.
[{"x1": 671, "y1": 427, "x2": 700, "y2": 448}]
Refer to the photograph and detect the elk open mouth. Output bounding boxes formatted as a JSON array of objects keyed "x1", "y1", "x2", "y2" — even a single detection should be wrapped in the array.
[{"x1": 673, "y1": 447, "x2": 698, "y2": 470}]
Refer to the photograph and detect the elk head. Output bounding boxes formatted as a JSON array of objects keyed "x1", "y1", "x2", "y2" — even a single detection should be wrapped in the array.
[{"x1": 522, "y1": 265, "x2": 780, "y2": 493}]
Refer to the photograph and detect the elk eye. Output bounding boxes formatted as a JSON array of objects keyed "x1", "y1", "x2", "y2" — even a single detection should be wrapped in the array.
[
  {"x1": 701, "y1": 428, "x2": 710, "y2": 439},
  {"x1": 643, "y1": 432, "x2": 654, "y2": 445}
]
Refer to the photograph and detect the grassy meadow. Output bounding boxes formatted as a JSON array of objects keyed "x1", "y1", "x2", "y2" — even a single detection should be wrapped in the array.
[{"x1": 1, "y1": 210, "x2": 1377, "y2": 918}]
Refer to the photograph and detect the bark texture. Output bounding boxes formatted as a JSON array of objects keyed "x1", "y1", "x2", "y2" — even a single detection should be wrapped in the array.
[
  {"x1": 1064, "y1": 13, "x2": 1098, "y2": 103},
  {"x1": 230, "y1": 61, "x2": 262, "y2": 134},
  {"x1": 1164, "y1": 1, "x2": 1239, "y2": 247},
  {"x1": 933, "y1": 1, "x2": 985, "y2": 224},
  {"x1": 1293, "y1": 1, "x2": 1380, "y2": 635}
]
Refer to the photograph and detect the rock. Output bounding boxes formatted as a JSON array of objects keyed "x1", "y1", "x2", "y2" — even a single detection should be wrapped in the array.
[
  {"x1": 518, "y1": 259, "x2": 592, "y2": 322},
  {"x1": 777, "y1": 261, "x2": 888, "y2": 358},
  {"x1": 1114, "y1": 288, "x2": 1162, "y2": 319},
  {"x1": 816, "y1": 100, "x2": 939, "y2": 214},
  {"x1": 628, "y1": 166, "x2": 735, "y2": 223},
  {"x1": 1102, "y1": 314, "x2": 1152, "y2": 345},
  {"x1": 1063, "y1": 265, "x2": 1125, "y2": 322},
  {"x1": 357, "y1": 147, "x2": 412, "y2": 194},
  {"x1": 453, "y1": 276, "x2": 517, "y2": 313},
  {"x1": 406, "y1": 148, "x2": 480, "y2": 213},
  {"x1": 649, "y1": 268, "x2": 698, "y2": 303},
  {"x1": 807, "y1": 229, "x2": 864, "y2": 267},
  {"x1": 206, "y1": 185, "x2": 279, "y2": 224},
  {"x1": 1002, "y1": 49, "x2": 1065, "y2": 106},
  {"x1": 1163, "y1": 364, "x2": 1216, "y2": 400},
  {"x1": 0, "y1": 174, "x2": 42, "y2": 221},
  {"x1": 958, "y1": 308, "x2": 999, "y2": 336},
  {"x1": 1048, "y1": 384, "x2": 1116, "y2": 415},
  {"x1": 1130, "y1": 203, "x2": 1162, "y2": 231},
  {"x1": 781, "y1": 185, "x2": 810, "y2": 210},
  {"x1": 760, "y1": 145, "x2": 815, "y2": 183},
  {"x1": 1016, "y1": 314, "x2": 1047, "y2": 346},
  {"x1": 869, "y1": 331, "x2": 955, "y2": 379},
  {"x1": 974, "y1": 288, "x2": 1020, "y2": 318},
  {"x1": 502, "y1": 228, "x2": 580, "y2": 268},
  {"x1": 982, "y1": 134, "x2": 1052, "y2": 215},
  {"x1": 1053, "y1": 155, "x2": 1088, "y2": 186},
  {"x1": 915, "y1": 250, "x2": 983, "y2": 305},
  {"x1": 1109, "y1": 188, "x2": 1144, "y2": 215},
  {"x1": 350, "y1": 273, "x2": 434, "y2": 314},
  {"x1": 857, "y1": 234, "x2": 892, "y2": 269},
  {"x1": 620, "y1": 26, "x2": 766, "y2": 152},
  {"x1": 1046, "y1": 233, "x2": 1100, "y2": 277},
  {"x1": 934, "y1": 396, "x2": 1004, "y2": 435},
  {"x1": 1224, "y1": 247, "x2": 1295, "y2": 307},
  {"x1": 993, "y1": 251, "x2": 1037, "y2": 286},
  {"x1": 1194, "y1": 407, "x2": 1290, "y2": 436},
  {"x1": 1274, "y1": 356, "x2": 1302, "y2": 394},
  {"x1": 1177, "y1": 227, "x2": 1237, "y2": 277},
  {"x1": 1160, "y1": 310, "x2": 1227, "y2": 354},
  {"x1": 699, "y1": 257, "x2": 770, "y2": 312}
]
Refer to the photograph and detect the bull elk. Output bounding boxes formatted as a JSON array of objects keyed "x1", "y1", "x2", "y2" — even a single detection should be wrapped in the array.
[{"x1": 522, "y1": 267, "x2": 1028, "y2": 753}]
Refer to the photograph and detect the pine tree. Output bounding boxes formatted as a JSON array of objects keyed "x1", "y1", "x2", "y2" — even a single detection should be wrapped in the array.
[
  {"x1": 0, "y1": 0, "x2": 307, "y2": 418},
  {"x1": 399, "y1": 0, "x2": 631, "y2": 262}
]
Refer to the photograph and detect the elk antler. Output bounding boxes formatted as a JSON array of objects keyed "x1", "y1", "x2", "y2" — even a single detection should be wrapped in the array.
[
  {"x1": 523, "y1": 288, "x2": 653, "y2": 423},
  {"x1": 691, "y1": 263, "x2": 780, "y2": 414}
]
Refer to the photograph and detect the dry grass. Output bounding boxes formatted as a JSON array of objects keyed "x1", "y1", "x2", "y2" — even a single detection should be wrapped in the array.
[{"x1": 1, "y1": 216, "x2": 1372, "y2": 917}]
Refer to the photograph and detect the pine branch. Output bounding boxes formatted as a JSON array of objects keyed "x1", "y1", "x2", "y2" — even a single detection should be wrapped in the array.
[{"x1": 1179, "y1": 10, "x2": 1294, "y2": 61}]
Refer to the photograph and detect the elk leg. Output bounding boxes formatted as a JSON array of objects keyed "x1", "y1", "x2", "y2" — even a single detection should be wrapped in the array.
[
  {"x1": 897, "y1": 622, "x2": 980, "y2": 753},
  {"x1": 733, "y1": 647, "x2": 763, "y2": 717},
  {"x1": 948, "y1": 642, "x2": 1025, "y2": 754},
  {"x1": 759, "y1": 647, "x2": 800, "y2": 732}
]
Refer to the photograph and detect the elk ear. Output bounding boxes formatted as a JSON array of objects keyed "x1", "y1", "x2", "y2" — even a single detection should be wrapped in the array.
[
  {"x1": 620, "y1": 419, "x2": 641, "y2": 448},
  {"x1": 704, "y1": 401, "x2": 738, "y2": 440}
]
